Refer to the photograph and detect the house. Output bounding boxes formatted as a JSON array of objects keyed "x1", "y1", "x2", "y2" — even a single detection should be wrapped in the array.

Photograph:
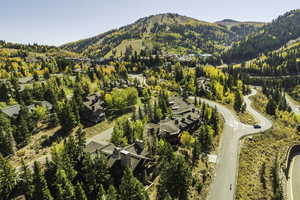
[
  {"x1": 81, "y1": 93, "x2": 106, "y2": 124},
  {"x1": 147, "y1": 97, "x2": 202, "y2": 144},
  {"x1": 0, "y1": 101, "x2": 53, "y2": 118},
  {"x1": 197, "y1": 77, "x2": 211, "y2": 95},
  {"x1": 84, "y1": 140, "x2": 149, "y2": 171}
]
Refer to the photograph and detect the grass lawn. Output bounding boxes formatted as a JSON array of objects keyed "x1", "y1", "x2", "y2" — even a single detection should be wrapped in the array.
[
  {"x1": 84, "y1": 120, "x2": 113, "y2": 138},
  {"x1": 236, "y1": 91, "x2": 300, "y2": 200}
]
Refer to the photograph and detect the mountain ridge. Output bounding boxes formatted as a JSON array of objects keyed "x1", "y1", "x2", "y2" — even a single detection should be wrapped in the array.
[{"x1": 61, "y1": 13, "x2": 256, "y2": 58}]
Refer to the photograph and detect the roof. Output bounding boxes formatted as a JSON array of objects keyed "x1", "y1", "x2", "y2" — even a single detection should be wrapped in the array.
[
  {"x1": 159, "y1": 120, "x2": 180, "y2": 135},
  {"x1": 85, "y1": 140, "x2": 149, "y2": 170},
  {"x1": 1, "y1": 101, "x2": 53, "y2": 117},
  {"x1": 1, "y1": 104, "x2": 21, "y2": 117},
  {"x1": 168, "y1": 97, "x2": 194, "y2": 116},
  {"x1": 83, "y1": 93, "x2": 105, "y2": 111}
]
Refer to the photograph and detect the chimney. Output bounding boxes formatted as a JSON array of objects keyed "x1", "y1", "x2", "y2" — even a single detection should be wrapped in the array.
[
  {"x1": 121, "y1": 150, "x2": 131, "y2": 169},
  {"x1": 135, "y1": 140, "x2": 144, "y2": 151},
  {"x1": 113, "y1": 147, "x2": 121, "y2": 159}
]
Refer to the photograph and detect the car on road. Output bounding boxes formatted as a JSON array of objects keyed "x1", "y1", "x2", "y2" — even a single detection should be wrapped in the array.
[{"x1": 253, "y1": 124, "x2": 261, "y2": 129}]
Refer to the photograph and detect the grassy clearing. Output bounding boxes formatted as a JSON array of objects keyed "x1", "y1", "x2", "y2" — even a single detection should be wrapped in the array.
[
  {"x1": 85, "y1": 112, "x2": 132, "y2": 138},
  {"x1": 224, "y1": 104, "x2": 257, "y2": 125},
  {"x1": 237, "y1": 111, "x2": 258, "y2": 125},
  {"x1": 84, "y1": 120, "x2": 113, "y2": 138},
  {"x1": 287, "y1": 93, "x2": 300, "y2": 106},
  {"x1": 9, "y1": 125, "x2": 61, "y2": 167},
  {"x1": 236, "y1": 92, "x2": 300, "y2": 200}
]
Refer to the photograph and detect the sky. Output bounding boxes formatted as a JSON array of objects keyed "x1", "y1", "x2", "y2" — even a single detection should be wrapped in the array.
[{"x1": 0, "y1": 0, "x2": 299, "y2": 46}]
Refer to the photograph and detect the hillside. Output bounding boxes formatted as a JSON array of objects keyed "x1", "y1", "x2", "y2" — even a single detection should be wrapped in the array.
[
  {"x1": 222, "y1": 9, "x2": 300, "y2": 62},
  {"x1": 216, "y1": 19, "x2": 265, "y2": 39},
  {"x1": 62, "y1": 13, "x2": 255, "y2": 58},
  {"x1": 0, "y1": 41, "x2": 82, "y2": 79},
  {"x1": 239, "y1": 40, "x2": 300, "y2": 76}
]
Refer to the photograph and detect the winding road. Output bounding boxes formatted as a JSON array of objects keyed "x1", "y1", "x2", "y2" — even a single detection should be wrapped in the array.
[
  {"x1": 192, "y1": 89, "x2": 272, "y2": 200},
  {"x1": 285, "y1": 95, "x2": 300, "y2": 200}
]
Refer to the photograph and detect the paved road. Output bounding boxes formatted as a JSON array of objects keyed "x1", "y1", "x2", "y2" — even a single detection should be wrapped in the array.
[
  {"x1": 288, "y1": 153, "x2": 300, "y2": 200},
  {"x1": 286, "y1": 95, "x2": 300, "y2": 115},
  {"x1": 286, "y1": 94, "x2": 300, "y2": 200},
  {"x1": 192, "y1": 89, "x2": 272, "y2": 200}
]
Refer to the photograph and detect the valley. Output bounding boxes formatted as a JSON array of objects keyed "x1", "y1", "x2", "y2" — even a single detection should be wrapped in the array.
[{"x1": 0, "y1": 7, "x2": 300, "y2": 200}]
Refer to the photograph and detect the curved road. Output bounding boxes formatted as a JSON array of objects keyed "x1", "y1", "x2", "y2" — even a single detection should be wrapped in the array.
[
  {"x1": 288, "y1": 153, "x2": 300, "y2": 200},
  {"x1": 193, "y1": 89, "x2": 272, "y2": 200},
  {"x1": 286, "y1": 95, "x2": 300, "y2": 200}
]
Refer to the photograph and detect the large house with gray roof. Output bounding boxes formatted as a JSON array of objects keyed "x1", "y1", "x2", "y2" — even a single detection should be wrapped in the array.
[
  {"x1": 0, "y1": 101, "x2": 53, "y2": 118},
  {"x1": 81, "y1": 93, "x2": 106, "y2": 124},
  {"x1": 147, "y1": 96, "x2": 202, "y2": 144}
]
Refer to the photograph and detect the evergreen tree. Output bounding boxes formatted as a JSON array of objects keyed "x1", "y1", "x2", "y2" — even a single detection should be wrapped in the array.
[
  {"x1": 96, "y1": 184, "x2": 106, "y2": 200},
  {"x1": 14, "y1": 106, "x2": 31, "y2": 146},
  {"x1": 234, "y1": 91, "x2": 243, "y2": 113},
  {"x1": 158, "y1": 153, "x2": 191, "y2": 200},
  {"x1": 0, "y1": 113, "x2": 16, "y2": 156},
  {"x1": 119, "y1": 168, "x2": 149, "y2": 200},
  {"x1": 0, "y1": 155, "x2": 17, "y2": 200},
  {"x1": 75, "y1": 182, "x2": 88, "y2": 200},
  {"x1": 55, "y1": 169, "x2": 75, "y2": 200},
  {"x1": 49, "y1": 112, "x2": 59, "y2": 127},
  {"x1": 107, "y1": 185, "x2": 118, "y2": 200},
  {"x1": 19, "y1": 159, "x2": 34, "y2": 199},
  {"x1": 32, "y1": 162, "x2": 54, "y2": 200},
  {"x1": 266, "y1": 98, "x2": 277, "y2": 115}
]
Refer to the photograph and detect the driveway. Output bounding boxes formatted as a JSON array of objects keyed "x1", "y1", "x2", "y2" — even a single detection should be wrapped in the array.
[{"x1": 191, "y1": 89, "x2": 272, "y2": 200}]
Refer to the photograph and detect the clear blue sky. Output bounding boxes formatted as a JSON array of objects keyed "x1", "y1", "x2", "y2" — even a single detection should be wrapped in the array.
[{"x1": 1, "y1": 0, "x2": 299, "y2": 46}]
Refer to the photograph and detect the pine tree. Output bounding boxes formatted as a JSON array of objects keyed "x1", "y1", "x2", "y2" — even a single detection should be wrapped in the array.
[
  {"x1": 14, "y1": 106, "x2": 32, "y2": 146},
  {"x1": 49, "y1": 112, "x2": 59, "y2": 127},
  {"x1": 138, "y1": 106, "x2": 144, "y2": 120},
  {"x1": 266, "y1": 98, "x2": 277, "y2": 115},
  {"x1": 32, "y1": 162, "x2": 54, "y2": 200},
  {"x1": 107, "y1": 185, "x2": 118, "y2": 200},
  {"x1": 0, "y1": 155, "x2": 17, "y2": 200},
  {"x1": 234, "y1": 91, "x2": 243, "y2": 113},
  {"x1": 75, "y1": 182, "x2": 88, "y2": 200},
  {"x1": 96, "y1": 184, "x2": 106, "y2": 200},
  {"x1": 55, "y1": 169, "x2": 75, "y2": 200},
  {"x1": 120, "y1": 168, "x2": 149, "y2": 200},
  {"x1": 0, "y1": 113, "x2": 16, "y2": 156},
  {"x1": 158, "y1": 153, "x2": 191, "y2": 200},
  {"x1": 19, "y1": 159, "x2": 34, "y2": 199}
]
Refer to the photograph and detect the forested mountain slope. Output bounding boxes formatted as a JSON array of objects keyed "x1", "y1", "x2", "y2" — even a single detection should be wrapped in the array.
[
  {"x1": 222, "y1": 9, "x2": 300, "y2": 62},
  {"x1": 62, "y1": 13, "x2": 258, "y2": 58}
]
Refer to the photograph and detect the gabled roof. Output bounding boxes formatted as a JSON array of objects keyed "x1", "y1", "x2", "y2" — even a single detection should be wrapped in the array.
[
  {"x1": 83, "y1": 93, "x2": 105, "y2": 111},
  {"x1": 0, "y1": 101, "x2": 53, "y2": 117},
  {"x1": 85, "y1": 140, "x2": 149, "y2": 170}
]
